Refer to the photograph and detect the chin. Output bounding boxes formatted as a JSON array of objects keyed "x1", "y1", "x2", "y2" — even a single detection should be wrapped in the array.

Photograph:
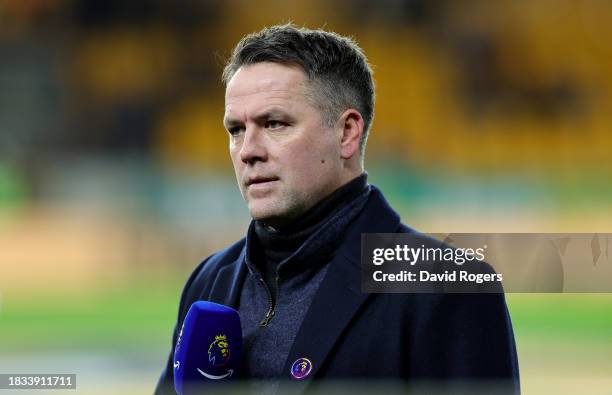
[
  {"x1": 248, "y1": 203, "x2": 280, "y2": 222},
  {"x1": 248, "y1": 203, "x2": 294, "y2": 227}
]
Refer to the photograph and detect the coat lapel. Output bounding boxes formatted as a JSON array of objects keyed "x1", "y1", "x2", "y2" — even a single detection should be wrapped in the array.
[
  {"x1": 207, "y1": 246, "x2": 248, "y2": 309},
  {"x1": 282, "y1": 186, "x2": 402, "y2": 385},
  {"x1": 281, "y1": 251, "x2": 367, "y2": 382}
]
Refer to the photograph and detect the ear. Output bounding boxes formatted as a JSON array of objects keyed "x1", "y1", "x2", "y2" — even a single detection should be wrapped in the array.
[{"x1": 338, "y1": 109, "x2": 365, "y2": 160}]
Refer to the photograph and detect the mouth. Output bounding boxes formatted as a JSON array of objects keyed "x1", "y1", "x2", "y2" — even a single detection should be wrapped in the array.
[{"x1": 246, "y1": 176, "x2": 279, "y2": 187}]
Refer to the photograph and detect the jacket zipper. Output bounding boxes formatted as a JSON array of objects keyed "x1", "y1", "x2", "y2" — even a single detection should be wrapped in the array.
[{"x1": 259, "y1": 277, "x2": 279, "y2": 327}]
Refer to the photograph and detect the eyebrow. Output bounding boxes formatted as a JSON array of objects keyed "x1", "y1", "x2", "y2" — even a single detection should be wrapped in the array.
[
  {"x1": 223, "y1": 108, "x2": 292, "y2": 129},
  {"x1": 223, "y1": 116, "x2": 242, "y2": 130}
]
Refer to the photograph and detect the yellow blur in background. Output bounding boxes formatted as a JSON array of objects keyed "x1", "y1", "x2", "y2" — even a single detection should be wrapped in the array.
[{"x1": 0, "y1": 1, "x2": 611, "y2": 394}]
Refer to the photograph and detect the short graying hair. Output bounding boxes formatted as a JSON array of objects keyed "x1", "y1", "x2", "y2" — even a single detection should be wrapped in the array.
[{"x1": 222, "y1": 23, "x2": 375, "y2": 156}]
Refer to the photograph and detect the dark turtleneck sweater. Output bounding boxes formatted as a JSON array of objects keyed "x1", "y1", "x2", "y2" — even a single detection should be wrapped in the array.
[
  {"x1": 238, "y1": 172, "x2": 371, "y2": 390},
  {"x1": 252, "y1": 172, "x2": 369, "y2": 304}
]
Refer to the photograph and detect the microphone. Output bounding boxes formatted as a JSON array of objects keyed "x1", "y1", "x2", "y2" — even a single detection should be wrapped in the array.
[{"x1": 173, "y1": 301, "x2": 243, "y2": 395}]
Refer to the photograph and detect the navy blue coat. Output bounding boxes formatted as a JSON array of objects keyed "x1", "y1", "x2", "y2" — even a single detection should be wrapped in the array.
[{"x1": 155, "y1": 186, "x2": 520, "y2": 394}]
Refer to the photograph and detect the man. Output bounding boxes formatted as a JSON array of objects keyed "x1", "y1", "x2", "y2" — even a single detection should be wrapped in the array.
[{"x1": 156, "y1": 24, "x2": 519, "y2": 394}]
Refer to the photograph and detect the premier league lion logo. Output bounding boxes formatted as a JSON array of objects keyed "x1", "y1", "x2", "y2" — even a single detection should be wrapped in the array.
[
  {"x1": 291, "y1": 357, "x2": 313, "y2": 380},
  {"x1": 208, "y1": 334, "x2": 230, "y2": 367}
]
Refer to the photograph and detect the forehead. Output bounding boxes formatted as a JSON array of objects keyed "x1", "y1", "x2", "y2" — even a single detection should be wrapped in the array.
[{"x1": 224, "y1": 63, "x2": 309, "y2": 111}]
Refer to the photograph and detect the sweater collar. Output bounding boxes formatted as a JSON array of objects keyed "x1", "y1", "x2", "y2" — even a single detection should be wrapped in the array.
[
  {"x1": 245, "y1": 173, "x2": 370, "y2": 278},
  {"x1": 254, "y1": 173, "x2": 368, "y2": 259}
]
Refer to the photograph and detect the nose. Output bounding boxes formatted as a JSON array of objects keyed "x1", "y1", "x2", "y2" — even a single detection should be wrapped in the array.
[{"x1": 239, "y1": 126, "x2": 268, "y2": 164}]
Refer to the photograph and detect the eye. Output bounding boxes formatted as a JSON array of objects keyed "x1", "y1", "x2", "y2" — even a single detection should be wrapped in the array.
[
  {"x1": 265, "y1": 120, "x2": 286, "y2": 130},
  {"x1": 227, "y1": 126, "x2": 245, "y2": 136}
]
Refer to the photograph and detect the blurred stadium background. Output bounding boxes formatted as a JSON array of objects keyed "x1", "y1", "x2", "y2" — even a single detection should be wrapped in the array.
[{"x1": 0, "y1": 1, "x2": 610, "y2": 394}]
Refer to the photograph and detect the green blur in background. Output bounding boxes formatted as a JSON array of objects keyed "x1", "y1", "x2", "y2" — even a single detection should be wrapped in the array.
[{"x1": 1, "y1": 0, "x2": 611, "y2": 394}]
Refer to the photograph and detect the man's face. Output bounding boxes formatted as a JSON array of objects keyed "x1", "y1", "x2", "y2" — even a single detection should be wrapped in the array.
[{"x1": 224, "y1": 62, "x2": 344, "y2": 228}]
